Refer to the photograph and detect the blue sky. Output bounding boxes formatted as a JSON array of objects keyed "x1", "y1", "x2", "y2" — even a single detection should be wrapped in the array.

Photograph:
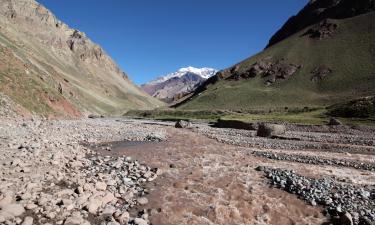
[{"x1": 38, "y1": 0, "x2": 307, "y2": 85}]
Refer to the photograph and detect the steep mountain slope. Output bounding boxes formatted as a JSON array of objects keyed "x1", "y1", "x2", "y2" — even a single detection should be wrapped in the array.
[
  {"x1": 178, "y1": 0, "x2": 375, "y2": 111},
  {"x1": 0, "y1": 0, "x2": 163, "y2": 117},
  {"x1": 141, "y1": 67, "x2": 216, "y2": 103},
  {"x1": 267, "y1": 0, "x2": 375, "y2": 47}
]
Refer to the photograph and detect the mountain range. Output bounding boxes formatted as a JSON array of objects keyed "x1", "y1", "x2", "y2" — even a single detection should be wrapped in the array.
[
  {"x1": 177, "y1": 0, "x2": 375, "y2": 111},
  {"x1": 141, "y1": 67, "x2": 217, "y2": 103},
  {"x1": 0, "y1": 0, "x2": 163, "y2": 117}
]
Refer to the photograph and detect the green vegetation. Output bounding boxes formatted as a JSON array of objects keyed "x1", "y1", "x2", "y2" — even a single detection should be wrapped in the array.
[
  {"x1": 179, "y1": 12, "x2": 375, "y2": 111},
  {"x1": 125, "y1": 106, "x2": 375, "y2": 126},
  {"x1": 220, "y1": 109, "x2": 328, "y2": 125},
  {"x1": 125, "y1": 109, "x2": 229, "y2": 121},
  {"x1": 327, "y1": 96, "x2": 375, "y2": 118}
]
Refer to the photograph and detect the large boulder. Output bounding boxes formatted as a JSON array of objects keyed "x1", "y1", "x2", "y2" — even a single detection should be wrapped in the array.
[
  {"x1": 257, "y1": 123, "x2": 286, "y2": 137},
  {"x1": 328, "y1": 118, "x2": 343, "y2": 126},
  {"x1": 175, "y1": 120, "x2": 191, "y2": 128}
]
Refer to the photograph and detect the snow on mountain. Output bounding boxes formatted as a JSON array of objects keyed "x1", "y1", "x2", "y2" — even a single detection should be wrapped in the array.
[
  {"x1": 141, "y1": 66, "x2": 218, "y2": 103},
  {"x1": 148, "y1": 66, "x2": 217, "y2": 85}
]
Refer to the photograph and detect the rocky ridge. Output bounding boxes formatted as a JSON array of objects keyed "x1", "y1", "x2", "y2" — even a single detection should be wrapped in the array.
[
  {"x1": 267, "y1": 0, "x2": 375, "y2": 47},
  {"x1": 0, "y1": 0, "x2": 162, "y2": 116}
]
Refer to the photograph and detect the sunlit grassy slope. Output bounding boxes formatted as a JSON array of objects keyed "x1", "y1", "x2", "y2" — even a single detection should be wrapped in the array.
[{"x1": 179, "y1": 12, "x2": 375, "y2": 111}]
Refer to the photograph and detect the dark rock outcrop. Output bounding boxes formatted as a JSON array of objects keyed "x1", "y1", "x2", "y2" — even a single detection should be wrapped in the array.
[
  {"x1": 267, "y1": 0, "x2": 375, "y2": 48},
  {"x1": 302, "y1": 20, "x2": 338, "y2": 40},
  {"x1": 311, "y1": 65, "x2": 333, "y2": 82},
  {"x1": 228, "y1": 57, "x2": 301, "y2": 85}
]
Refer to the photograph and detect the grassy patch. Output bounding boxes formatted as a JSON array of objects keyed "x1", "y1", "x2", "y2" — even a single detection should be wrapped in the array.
[
  {"x1": 124, "y1": 109, "x2": 230, "y2": 122},
  {"x1": 327, "y1": 96, "x2": 375, "y2": 118},
  {"x1": 125, "y1": 107, "x2": 375, "y2": 126},
  {"x1": 221, "y1": 109, "x2": 328, "y2": 125}
]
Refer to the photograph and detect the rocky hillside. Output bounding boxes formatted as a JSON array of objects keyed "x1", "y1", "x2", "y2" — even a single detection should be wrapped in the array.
[
  {"x1": 177, "y1": 0, "x2": 375, "y2": 111},
  {"x1": 267, "y1": 0, "x2": 375, "y2": 47},
  {"x1": 141, "y1": 67, "x2": 216, "y2": 103},
  {"x1": 0, "y1": 0, "x2": 163, "y2": 117}
]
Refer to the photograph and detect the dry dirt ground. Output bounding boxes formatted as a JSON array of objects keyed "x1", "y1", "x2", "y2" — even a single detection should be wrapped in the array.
[{"x1": 95, "y1": 120, "x2": 375, "y2": 225}]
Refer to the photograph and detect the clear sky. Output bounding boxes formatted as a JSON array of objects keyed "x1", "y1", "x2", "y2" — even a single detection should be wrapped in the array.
[{"x1": 38, "y1": 0, "x2": 308, "y2": 85}]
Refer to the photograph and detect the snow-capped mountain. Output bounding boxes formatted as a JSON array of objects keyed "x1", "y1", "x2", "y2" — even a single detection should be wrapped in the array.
[
  {"x1": 141, "y1": 67, "x2": 217, "y2": 103},
  {"x1": 148, "y1": 67, "x2": 217, "y2": 85}
]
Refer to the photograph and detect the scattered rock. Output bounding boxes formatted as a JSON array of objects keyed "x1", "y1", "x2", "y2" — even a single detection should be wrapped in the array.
[
  {"x1": 21, "y1": 216, "x2": 33, "y2": 225},
  {"x1": 228, "y1": 57, "x2": 301, "y2": 84},
  {"x1": 0, "y1": 204, "x2": 25, "y2": 221},
  {"x1": 87, "y1": 198, "x2": 102, "y2": 214},
  {"x1": 134, "y1": 218, "x2": 148, "y2": 225},
  {"x1": 311, "y1": 65, "x2": 332, "y2": 82},
  {"x1": 303, "y1": 20, "x2": 338, "y2": 40},
  {"x1": 137, "y1": 197, "x2": 149, "y2": 205},
  {"x1": 328, "y1": 118, "x2": 343, "y2": 126},
  {"x1": 95, "y1": 182, "x2": 107, "y2": 191},
  {"x1": 260, "y1": 167, "x2": 375, "y2": 224},
  {"x1": 64, "y1": 215, "x2": 91, "y2": 225},
  {"x1": 175, "y1": 120, "x2": 191, "y2": 129},
  {"x1": 88, "y1": 114, "x2": 100, "y2": 119},
  {"x1": 340, "y1": 212, "x2": 354, "y2": 225},
  {"x1": 257, "y1": 123, "x2": 286, "y2": 137}
]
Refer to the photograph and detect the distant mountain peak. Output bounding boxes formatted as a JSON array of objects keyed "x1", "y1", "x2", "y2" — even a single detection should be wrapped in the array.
[
  {"x1": 141, "y1": 67, "x2": 217, "y2": 103},
  {"x1": 148, "y1": 67, "x2": 217, "y2": 85}
]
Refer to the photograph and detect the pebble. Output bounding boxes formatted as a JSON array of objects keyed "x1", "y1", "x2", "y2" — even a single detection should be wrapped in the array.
[
  {"x1": 259, "y1": 167, "x2": 375, "y2": 224},
  {"x1": 137, "y1": 197, "x2": 149, "y2": 205},
  {"x1": 21, "y1": 216, "x2": 34, "y2": 225},
  {"x1": 95, "y1": 182, "x2": 107, "y2": 191},
  {"x1": 134, "y1": 218, "x2": 148, "y2": 225}
]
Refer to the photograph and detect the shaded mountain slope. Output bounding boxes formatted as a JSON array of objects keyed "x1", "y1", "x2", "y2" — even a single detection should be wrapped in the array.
[
  {"x1": 267, "y1": 0, "x2": 375, "y2": 47},
  {"x1": 0, "y1": 0, "x2": 163, "y2": 117},
  {"x1": 177, "y1": 5, "x2": 375, "y2": 111}
]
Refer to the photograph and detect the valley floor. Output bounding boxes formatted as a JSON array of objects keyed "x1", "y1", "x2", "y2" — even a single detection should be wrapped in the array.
[{"x1": 0, "y1": 118, "x2": 374, "y2": 225}]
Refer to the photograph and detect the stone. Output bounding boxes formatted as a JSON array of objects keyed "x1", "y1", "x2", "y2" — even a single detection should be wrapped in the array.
[
  {"x1": 87, "y1": 197, "x2": 102, "y2": 214},
  {"x1": 101, "y1": 192, "x2": 115, "y2": 206},
  {"x1": 107, "y1": 222, "x2": 120, "y2": 225},
  {"x1": 134, "y1": 218, "x2": 148, "y2": 225},
  {"x1": 175, "y1": 120, "x2": 191, "y2": 129},
  {"x1": 256, "y1": 123, "x2": 286, "y2": 137},
  {"x1": 95, "y1": 182, "x2": 107, "y2": 191},
  {"x1": 137, "y1": 197, "x2": 148, "y2": 205},
  {"x1": 102, "y1": 205, "x2": 116, "y2": 215},
  {"x1": 328, "y1": 118, "x2": 342, "y2": 126},
  {"x1": 0, "y1": 196, "x2": 12, "y2": 205},
  {"x1": 117, "y1": 212, "x2": 129, "y2": 224},
  {"x1": 339, "y1": 212, "x2": 353, "y2": 225},
  {"x1": 0, "y1": 204, "x2": 25, "y2": 221},
  {"x1": 25, "y1": 203, "x2": 38, "y2": 210},
  {"x1": 311, "y1": 65, "x2": 332, "y2": 82},
  {"x1": 64, "y1": 215, "x2": 91, "y2": 225},
  {"x1": 88, "y1": 114, "x2": 100, "y2": 119}
]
